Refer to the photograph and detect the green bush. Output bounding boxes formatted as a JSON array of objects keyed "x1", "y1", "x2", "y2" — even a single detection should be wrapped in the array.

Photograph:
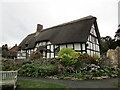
[
  {"x1": 58, "y1": 48, "x2": 79, "y2": 67},
  {"x1": 18, "y1": 63, "x2": 58, "y2": 77}
]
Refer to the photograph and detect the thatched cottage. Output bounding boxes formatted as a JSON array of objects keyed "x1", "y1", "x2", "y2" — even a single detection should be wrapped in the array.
[{"x1": 17, "y1": 16, "x2": 101, "y2": 59}]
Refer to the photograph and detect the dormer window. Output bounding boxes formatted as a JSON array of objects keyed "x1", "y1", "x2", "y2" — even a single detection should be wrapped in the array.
[{"x1": 25, "y1": 44, "x2": 28, "y2": 47}]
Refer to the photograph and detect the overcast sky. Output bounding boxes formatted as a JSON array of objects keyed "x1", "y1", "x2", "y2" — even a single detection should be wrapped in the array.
[{"x1": 0, "y1": 0, "x2": 119, "y2": 47}]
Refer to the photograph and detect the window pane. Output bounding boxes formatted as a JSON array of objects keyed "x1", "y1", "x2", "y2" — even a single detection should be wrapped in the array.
[
  {"x1": 51, "y1": 53, "x2": 54, "y2": 58},
  {"x1": 60, "y1": 45, "x2": 66, "y2": 50},
  {"x1": 74, "y1": 43, "x2": 81, "y2": 50},
  {"x1": 67, "y1": 44, "x2": 73, "y2": 49}
]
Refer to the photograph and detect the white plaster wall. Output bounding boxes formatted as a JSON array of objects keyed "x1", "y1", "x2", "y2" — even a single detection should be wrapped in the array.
[
  {"x1": 96, "y1": 45, "x2": 99, "y2": 51},
  {"x1": 87, "y1": 50, "x2": 91, "y2": 55},
  {"x1": 90, "y1": 43, "x2": 93, "y2": 49},
  {"x1": 91, "y1": 24, "x2": 97, "y2": 37},
  {"x1": 43, "y1": 51, "x2": 45, "y2": 57},
  {"x1": 82, "y1": 44, "x2": 85, "y2": 50},
  {"x1": 51, "y1": 45, "x2": 54, "y2": 52}
]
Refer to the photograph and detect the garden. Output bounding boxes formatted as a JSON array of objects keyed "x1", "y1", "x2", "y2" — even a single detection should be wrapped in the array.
[{"x1": 2, "y1": 48, "x2": 119, "y2": 81}]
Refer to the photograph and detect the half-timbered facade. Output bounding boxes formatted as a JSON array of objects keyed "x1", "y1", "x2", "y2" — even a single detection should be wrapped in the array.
[{"x1": 18, "y1": 16, "x2": 101, "y2": 59}]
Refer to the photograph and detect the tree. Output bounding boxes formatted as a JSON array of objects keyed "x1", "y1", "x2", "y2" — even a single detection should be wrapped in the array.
[
  {"x1": 2, "y1": 44, "x2": 9, "y2": 58},
  {"x1": 114, "y1": 25, "x2": 120, "y2": 47},
  {"x1": 101, "y1": 36, "x2": 117, "y2": 54}
]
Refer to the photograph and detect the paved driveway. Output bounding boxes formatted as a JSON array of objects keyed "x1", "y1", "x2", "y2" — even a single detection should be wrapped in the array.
[{"x1": 18, "y1": 76, "x2": 119, "y2": 88}]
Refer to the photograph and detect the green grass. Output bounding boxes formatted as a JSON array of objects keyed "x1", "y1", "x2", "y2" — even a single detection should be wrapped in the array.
[
  {"x1": 114, "y1": 81, "x2": 120, "y2": 87},
  {"x1": 2, "y1": 79, "x2": 67, "y2": 89}
]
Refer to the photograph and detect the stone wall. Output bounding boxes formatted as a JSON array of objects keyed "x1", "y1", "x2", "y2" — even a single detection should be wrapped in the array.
[{"x1": 107, "y1": 47, "x2": 120, "y2": 68}]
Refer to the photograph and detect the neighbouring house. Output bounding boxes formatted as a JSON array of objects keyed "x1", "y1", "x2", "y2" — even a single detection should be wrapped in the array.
[
  {"x1": 8, "y1": 44, "x2": 18, "y2": 59},
  {"x1": 17, "y1": 15, "x2": 101, "y2": 59}
]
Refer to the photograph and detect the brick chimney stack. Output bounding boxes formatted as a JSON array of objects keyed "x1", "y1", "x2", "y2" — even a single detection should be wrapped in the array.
[{"x1": 37, "y1": 24, "x2": 43, "y2": 32}]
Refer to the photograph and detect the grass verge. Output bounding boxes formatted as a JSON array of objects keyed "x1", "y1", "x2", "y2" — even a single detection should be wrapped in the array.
[
  {"x1": 114, "y1": 81, "x2": 120, "y2": 87},
  {"x1": 2, "y1": 78, "x2": 67, "y2": 89}
]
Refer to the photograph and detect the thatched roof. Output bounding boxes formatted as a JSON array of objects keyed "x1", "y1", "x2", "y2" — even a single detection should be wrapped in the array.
[
  {"x1": 18, "y1": 33, "x2": 36, "y2": 50},
  {"x1": 18, "y1": 15, "x2": 101, "y2": 50},
  {"x1": 36, "y1": 16, "x2": 100, "y2": 44}
]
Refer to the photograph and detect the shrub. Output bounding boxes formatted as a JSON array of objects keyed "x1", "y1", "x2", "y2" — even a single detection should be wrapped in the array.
[
  {"x1": 93, "y1": 54, "x2": 99, "y2": 60},
  {"x1": 38, "y1": 65, "x2": 58, "y2": 76},
  {"x1": 18, "y1": 63, "x2": 58, "y2": 77},
  {"x1": 58, "y1": 48, "x2": 79, "y2": 67},
  {"x1": 30, "y1": 51, "x2": 43, "y2": 59}
]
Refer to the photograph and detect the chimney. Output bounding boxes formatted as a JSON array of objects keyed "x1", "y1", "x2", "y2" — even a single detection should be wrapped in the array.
[{"x1": 36, "y1": 24, "x2": 43, "y2": 32}]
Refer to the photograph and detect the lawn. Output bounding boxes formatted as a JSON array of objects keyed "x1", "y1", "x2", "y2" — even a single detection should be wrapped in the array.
[
  {"x1": 114, "y1": 81, "x2": 120, "y2": 88},
  {"x1": 2, "y1": 78, "x2": 67, "y2": 89}
]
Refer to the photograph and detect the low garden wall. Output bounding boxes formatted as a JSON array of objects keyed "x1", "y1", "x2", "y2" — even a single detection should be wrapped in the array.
[{"x1": 107, "y1": 47, "x2": 120, "y2": 68}]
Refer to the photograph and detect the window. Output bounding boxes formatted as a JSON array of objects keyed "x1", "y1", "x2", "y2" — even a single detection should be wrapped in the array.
[
  {"x1": 47, "y1": 41, "x2": 51, "y2": 45},
  {"x1": 36, "y1": 43, "x2": 39, "y2": 47},
  {"x1": 51, "y1": 53, "x2": 54, "y2": 58},
  {"x1": 67, "y1": 44, "x2": 73, "y2": 49},
  {"x1": 60, "y1": 45, "x2": 66, "y2": 50},
  {"x1": 43, "y1": 42, "x2": 46, "y2": 45},
  {"x1": 54, "y1": 45, "x2": 60, "y2": 56},
  {"x1": 74, "y1": 43, "x2": 81, "y2": 50},
  {"x1": 47, "y1": 53, "x2": 50, "y2": 58}
]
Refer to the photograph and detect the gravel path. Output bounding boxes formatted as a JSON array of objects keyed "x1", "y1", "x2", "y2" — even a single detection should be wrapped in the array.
[{"x1": 18, "y1": 76, "x2": 119, "y2": 88}]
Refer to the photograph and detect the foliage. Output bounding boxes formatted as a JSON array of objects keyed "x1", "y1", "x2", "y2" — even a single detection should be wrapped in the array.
[
  {"x1": 2, "y1": 50, "x2": 8, "y2": 58},
  {"x1": 30, "y1": 51, "x2": 43, "y2": 59},
  {"x1": 115, "y1": 25, "x2": 120, "y2": 47},
  {"x1": 101, "y1": 36, "x2": 118, "y2": 54},
  {"x1": 58, "y1": 48, "x2": 79, "y2": 67},
  {"x1": 93, "y1": 54, "x2": 99, "y2": 60},
  {"x1": 18, "y1": 63, "x2": 58, "y2": 77},
  {"x1": 2, "y1": 57, "x2": 118, "y2": 80},
  {"x1": 2, "y1": 59, "x2": 19, "y2": 71},
  {"x1": 2, "y1": 44, "x2": 9, "y2": 58},
  {"x1": 50, "y1": 64, "x2": 118, "y2": 80},
  {"x1": 74, "y1": 54, "x2": 98, "y2": 73},
  {"x1": 114, "y1": 81, "x2": 120, "y2": 87},
  {"x1": 2, "y1": 59, "x2": 31, "y2": 71}
]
